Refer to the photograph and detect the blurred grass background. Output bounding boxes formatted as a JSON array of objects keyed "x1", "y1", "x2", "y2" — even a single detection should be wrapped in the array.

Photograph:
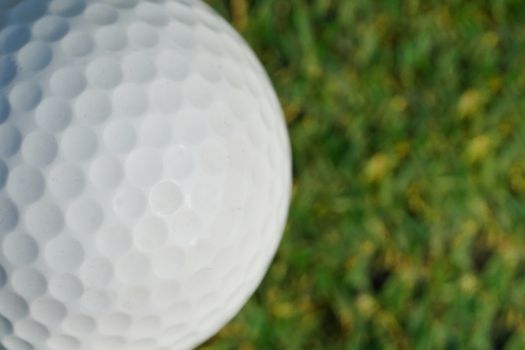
[{"x1": 203, "y1": 0, "x2": 525, "y2": 349}]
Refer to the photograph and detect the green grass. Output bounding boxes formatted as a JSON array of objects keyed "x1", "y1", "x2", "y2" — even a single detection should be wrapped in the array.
[{"x1": 203, "y1": 1, "x2": 525, "y2": 349}]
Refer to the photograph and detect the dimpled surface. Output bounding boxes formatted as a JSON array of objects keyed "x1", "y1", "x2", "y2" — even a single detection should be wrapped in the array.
[{"x1": 0, "y1": 0, "x2": 291, "y2": 349}]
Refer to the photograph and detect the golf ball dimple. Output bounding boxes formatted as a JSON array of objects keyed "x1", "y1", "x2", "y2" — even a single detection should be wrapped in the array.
[{"x1": 0, "y1": 0, "x2": 291, "y2": 349}]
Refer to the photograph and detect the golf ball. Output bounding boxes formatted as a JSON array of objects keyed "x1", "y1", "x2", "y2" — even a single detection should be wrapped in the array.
[{"x1": 0, "y1": 0, "x2": 291, "y2": 349}]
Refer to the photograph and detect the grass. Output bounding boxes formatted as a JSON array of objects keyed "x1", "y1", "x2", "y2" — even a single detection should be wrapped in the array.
[{"x1": 203, "y1": 1, "x2": 525, "y2": 349}]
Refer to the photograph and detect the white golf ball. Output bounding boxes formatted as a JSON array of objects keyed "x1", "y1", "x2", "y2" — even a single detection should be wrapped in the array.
[{"x1": 0, "y1": 0, "x2": 291, "y2": 349}]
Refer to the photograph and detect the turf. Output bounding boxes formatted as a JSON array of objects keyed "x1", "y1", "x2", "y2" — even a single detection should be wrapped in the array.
[{"x1": 203, "y1": 1, "x2": 525, "y2": 349}]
